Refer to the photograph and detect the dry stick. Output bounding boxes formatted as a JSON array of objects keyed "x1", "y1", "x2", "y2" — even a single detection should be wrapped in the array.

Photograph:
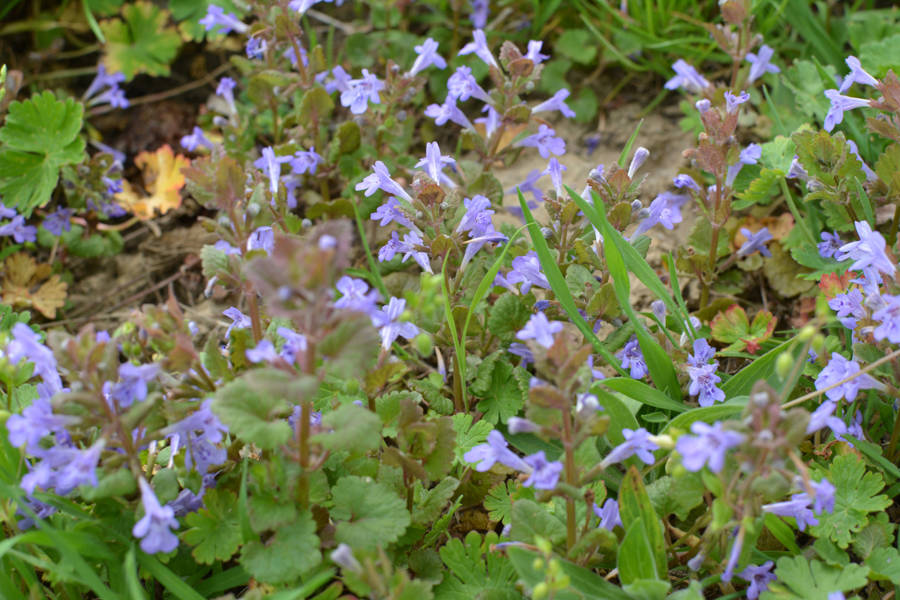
[
  {"x1": 782, "y1": 348, "x2": 900, "y2": 409},
  {"x1": 87, "y1": 63, "x2": 233, "y2": 118}
]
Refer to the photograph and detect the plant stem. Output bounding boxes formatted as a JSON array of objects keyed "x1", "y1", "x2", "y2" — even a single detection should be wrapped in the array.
[{"x1": 561, "y1": 406, "x2": 577, "y2": 551}]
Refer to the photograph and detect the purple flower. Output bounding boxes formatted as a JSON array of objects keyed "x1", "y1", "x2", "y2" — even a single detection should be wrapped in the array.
[
  {"x1": 166, "y1": 399, "x2": 228, "y2": 446},
  {"x1": 846, "y1": 140, "x2": 877, "y2": 181},
  {"x1": 824, "y1": 90, "x2": 870, "y2": 132},
  {"x1": 737, "y1": 227, "x2": 773, "y2": 258},
  {"x1": 627, "y1": 147, "x2": 650, "y2": 179},
  {"x1": 180, "y1": 126, "x2": 213, "y2": 152},
  {"x1": 695, "y1": 99, "x2": 712, "y2": 113},
  {"x1": 725, "y1": 90, "x2": 750, "y2": 114},
  {"x1": 522, "y1": 451, "x2": 563, "y2": 490},
  {"x1": 102, "y1": 176, "x2": 124, "y2": 196},
  {"x1": 223, "y1": 307, "x2": 251, "y2": 338},
  {"x1": 372, "y1": 297, "x2": 419, "y2": 349},
  {"x1": 872, "y1": 294, "x2": 900, "y2": 343},
  {"x1": 726, "y1": 143, "x2": 762, "y2": 186},
  {"x1": 469, "y1": 0, "x2": 489, "y2": 28},
  {"x1": 425, "y1": 100, "x2": 474, "y2": 129},
  {"x1": 340, "y1": 69, "x2": 384, "y2": 115},
  {"x1": 542, "y1": 158, "x2": 567, "y2": 198},
  {"x1": 475, "y1": 104, "x2": 501, "y2": 137},
  {"x1": 745, "y1": 44, "x2": 780, "y2": 83},
  {"x1": 687, "y1": 338, "x2": 716, "y2": 367},
  {"x1": 837, "y1": 220, "x2": 896, "y2": 282},
  {"x1": 378, "y1": 231, "x2": 432, "y2": 273},
  {"x1": 109, "y1": 363, "x2": 159, "y2": 408},
  {"x1": 247, "y1": 340, "x2": 278, "y2": 363},
  {"x1": 762, "y1": 494, "x2": 818, "y2": 531},
  {"x1": 457, "y1": 195, "x2": 505, "y2": 264},
  {"x1": 533, "y1": 89, "x2": 575, "y2": 119},
  {"x1": 409, "y1": 38, "x2": 447, "y2": 76},
  {"x1": 458, "y1": 29, "x2": 498, "y2": 69},
  {"x1": 216, "y1": 77, "x2": 236, "y2": 113},
  {"x1": 334, "y1": 276, "x2": 380, "y2": 316},
  {"x1": 676, "y1": 421, "x2": 744, "y2": 473},
  {"x1": 806, "y1": 400, "x2": 847, "y2": 437},
  {"x1": 516, "y1": 312, "x2": 563, "y2": 348},
  {"x1": 22, "y1": 441, "x2": 103, "y2": 496},
  {"x1": 839, "y1": 56, "x2": 879, "y2": 93},
  {"x1": 199, "y1": 5, "x2": 247, "y2": 34},
  {"x1": 508, "y1": 169, "x2": 545, "y2": 203},
  {"x1": 617, "y1": 336, "x2": 648, "y2": 379},
  {"x1": 828, "y1": 288, "x2": 865, "y2": 329},
  {"x1": 673, "y1": 174, "x2": 700, "y2": 191},
  {"x1": 415, "y1": 141, "x2": 455, "y2": 185},
  {"x1": 448, "y1": 66, "x2": 491, "y2": 103},
  {"x1": 722, "y1": 530, "x2": 743, "y2": 583},
  {"x1": 633, "y1": 192, "x2": 688, "y2": 237},
  {"x1": 356, "y1": 161, "x2": 414, "y2": 203},
  {"x1": 41, "y1": 208, "x2": 73, "y2": 236},
  {"x1": 688, "y1": 363, "x2": 725, "y2": 407},
  {"x1": 818, "y1": 232, "x2": 844, "y2": 259},
  {"x1": 516, "y1": 124, "x2": 566, "y2": 159},
  {"x1": 290, "y1": 148, "x2": 322, "y2": 175},
  {"x1": 83, "y1": 64, "x2": 125, "y2": 101},
  {"x1": 0, "y1": 215, "x2": 37, "y2": 243},
  {"x1": 828, "y1": 593, "x2": 845, "y2": 600},
  {"x1": 322, "y1": 65, "x2": 352, "y2": 94},
  {"x1": 276, "y1": 327, "x2": 308, "y2": 364},
  {"x1": 506, "y1": 251, "x2": 550, "y2": 294},
  {"x1": 253, "y1": 147, "x2": 292, "y2": 197},
  {"x1": 247, "y1": 226, "x2": 274, "y2": 256},
  {"x1": 246, "y1": 36, "x2": 267, "y2": 59},
  {"x1": 594, "y1": 498, "x2": 622, "y2": 530},
  {"x1": 601, "y1": 428, "x2": 659, "y2": 467},
  {"x1": 463, "y1": 430, "x2": 529, "y2": 471},
  {"x1": 371, "y1": 197, "x2": 415, "y2": 230},
  {"x1": 507, "y1": 417, "x2": 540, "y2": 434},
  {"x1": 7, "y1": 323, "x2": 62, "y2": 392},
  {"x1": 525, "y1": 40, "x2": 549, "y2": 65},
  {"x1": 811, "y1": 478, "x2": 836, "y2": 514},
  {"x1": 7, "y1": 397, "x2": 76, "y2": 452},
  {"x1": 133, "y1": 477, "x2": 179, "y2": 554},
  {"x1": 507, "y1": 342, "x2": 534, "y2": 365},
  {"x1": 814, "y1": 353, "x2": 879, "y2": 402},
  {"x1": 739, "y1": 561, "x2": 776, "y2": 600},
  {"x1": 664, "y1": 59, "x2": 710, "y2": 93},
  {"x1": 288, "y1": 0, "x2": 331, "y2": 14}
]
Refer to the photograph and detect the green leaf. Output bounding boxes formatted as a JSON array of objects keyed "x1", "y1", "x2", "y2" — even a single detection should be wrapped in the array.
[
  {"x1": 809, "y1": 454, "x2": 891, "y2": 548},
  {"x1": 858, "y1": 33, "x2": 900, "y2": 76},
  {"x1": 436, "y1": 531, "x2": 520, "y2": 599},
  {"x1": 100, "y1": 1, "x2": 181, "y2": 79},
  {"x1": 507, "y1": 546, "x2": 631, "y2": 600},
  {"x1": 720, "y1": 340, "x2": 792, "y2": 398},
  {"x1": 660, "y1": 399, "x2": 747, "y2": 435},
  {"x1": 331, "y1": 476, "x2": 410, "y2": 552},
  {"x1": 646, "y1": 474, "x2": 704, "y2": 521},
  {"x1": 508, "y1": 499, "x2": 566, "y2": 546},
  {"x1": 452, "y1": 413, "x2": 492, "y2": 464},
  {"x1": 240, "y1": 512, "x2": 321, "y2": 585},
  {"x1": 760, "y1": 556, "x2": 868, "y2": 600},
  {"x1": 182, "y1": 488, "x2": 242, "y2": 565},
  {"x1": 413, "y1": 477, "x2": 460, "y2": 526},
  {"x1": 487, "y1": 293, "x2": 530, "y2": 340},
  {"x1": 211, "y1": 370, "x2": 294, "y2": 449},
  {"x1": 865, "y1": 547, "x2": 900, "y2": 584},
  {"x1": 618, "y1": 467, "x2": 667, "y2": 580},
  {"x1": 556, "y1": 29, "x2": 596, "y2": 64},
  {"x1": 0, "y1": 91, "x2": 85, "y2": 215},
  {"x1": 311, "y1": 403, "x2": 382, "y2": 454},
  {"x1": 600, "y1": 378, "x2": 687, "y2": 413},
  {"x1": 617, "y1": 520, "x2": 658, "y2": 584},
  {"x1": 710, "y1": 304, "x2": 776, "y2": 353},
  {"x1": 473, "y1": 360, "x2": 527, "y2": 425},
  {"x1": 484, "y1": 480, "x2": 515, "y2": 524}
]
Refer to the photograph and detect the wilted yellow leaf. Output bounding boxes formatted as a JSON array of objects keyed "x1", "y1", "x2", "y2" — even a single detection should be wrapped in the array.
[
  {"x1": 2, "y1": 253, "x2": 67, "y2": 318},
  {"x1": 116, "y1": 144, "x2": 190, "y2": 219}
]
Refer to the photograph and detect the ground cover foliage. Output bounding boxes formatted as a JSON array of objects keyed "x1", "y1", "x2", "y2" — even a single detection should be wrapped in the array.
[{"x1": 3, "y1": 0, "x2": 900, "y2": 598}]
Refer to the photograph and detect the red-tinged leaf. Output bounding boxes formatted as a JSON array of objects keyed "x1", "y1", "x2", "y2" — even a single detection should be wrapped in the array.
[
  {"x1": 710, "y1": 304, "x2": 749, "y2": 345},
  {"x1": 819, "y1": 272, "x2": 851, "y2": 299},
  {"x1": 746, "y1": 310, "x2": 777, "y2": 354}
]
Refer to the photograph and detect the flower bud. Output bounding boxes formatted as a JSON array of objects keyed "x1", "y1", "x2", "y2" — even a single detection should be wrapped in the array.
[
  {"x1": 330, "y1": 543, "x2": 362, "y2": 573},
  {"x1": 508, "y1": 416, "x2": 541, "y2": 434},
  {"x1": 246, "y1": 202, "x2": 261, "y2": 216},
  {"x1": 775, "y1": 352, "x2": 794, "y2": 379},
  {"x1": 811, "y1": 333, "x2": 826, "y2": 354},
  {"x1": 532, "y1": 557, "x2": 545, "y2": 571},
  {"x1": 798, "y1": 324, "x2": 815, "y2": 342},
  {"x1": 533, "y1": 582, "x2": 549, "y2": 600},
  {"x1": 413, "y1": 333, "x2": 433, "y2": 357}
]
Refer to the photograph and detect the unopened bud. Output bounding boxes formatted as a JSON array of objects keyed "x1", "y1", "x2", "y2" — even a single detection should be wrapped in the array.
[
  {"x1": 696, "y1": 99, "x2": 711, "y2": 114},
  {"x1": 533, "y1": 582, "x2": 549, "y2": 600},
  {"x1": 246, "y1": 202, "x2": 261, "y2": 216},
  {"x1": 508, "y1": 416, "x2": 541, "y2": 434},
  {"x1": 775, "y1": 352, "x2": 794, "y2": 379},
  {"x1": 630, "y1": 199, "x2": 643, "y2": 212},
  {"x1": 532, "y1": 558, "x2": 545, "y2": 570},
  {"x1": 812, "y1": 333, "x2": 826, "y2": 354},
  {"x1": 413, "y1": 333, "x2": 433, "y2": 357},
  {"x1": 330, "y1": 543, "x2": 362, "y2": 573},
  {"x1": 798, "y1": 324, "x2": 815, "y2": 342},
  {"x1": 627, "y1": 146, "x2": 650, "y2": 178}
]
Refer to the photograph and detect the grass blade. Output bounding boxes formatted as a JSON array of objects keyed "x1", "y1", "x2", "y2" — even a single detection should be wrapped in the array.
[
  {"x1": 137, "y1": 554, "x2": 206, "y2": 600},
  {"x1": 601, "y1": 378, "x2": 687, "y2": 413},
  {"x1": 517, "y1": 190, "x2": 627, "y2": 376}
]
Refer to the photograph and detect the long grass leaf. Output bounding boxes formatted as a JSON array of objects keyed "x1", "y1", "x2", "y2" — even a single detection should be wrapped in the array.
[
  {"x1": 517, "y1": 190, "x2": 627, "y2": 376},
  {"x1": 602, "y1": 378, "x2": 687, "y2": 413},
  {"x1": 137, "y1": 554, "x2": 206, "y2": 600}
]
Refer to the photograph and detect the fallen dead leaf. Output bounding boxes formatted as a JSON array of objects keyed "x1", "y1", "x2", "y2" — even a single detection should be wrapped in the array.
[
  {"x1": 115, "y1": 144, "x2": 190, "y2": 219},
  {"x1": 2, "y1": 253, "x2": 67, "y2": 318}
]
